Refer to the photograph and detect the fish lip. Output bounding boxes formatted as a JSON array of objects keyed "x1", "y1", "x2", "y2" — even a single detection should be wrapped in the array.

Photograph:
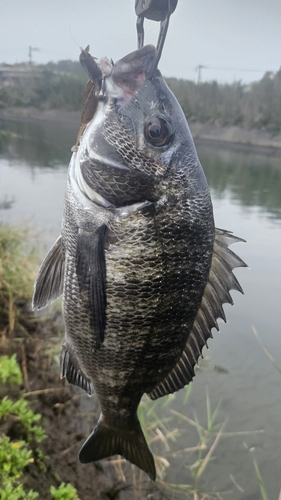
[
  {"x1": 113, "y1": 44, "x2": 157, "y2": 71},
  {"x1": 111, "y1": 45, "x2": 157, "y2": 99}
]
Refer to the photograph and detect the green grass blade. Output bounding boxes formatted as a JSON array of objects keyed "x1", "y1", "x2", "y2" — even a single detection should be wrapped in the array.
[
  {"x1": 253, "y1": 326, "x2": 281, "y2": 375},
  {"x1": 253, "y1": 460, "x2": 268, "y2": 500},
  {"x1": 183, "y1": 384, "x2": 192, "y2": 405}
]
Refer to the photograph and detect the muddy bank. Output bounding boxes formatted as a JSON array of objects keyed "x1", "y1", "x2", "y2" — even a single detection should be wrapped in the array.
[
  {"x1": 190, "y1": 121, "x2": 281, "y2": 156},
  {"x1": 1, "y1": 106, "x2": 281, "y2": 154},
  {"x1": 0, "y1": 312, "x2": 133, "y2": 500}
]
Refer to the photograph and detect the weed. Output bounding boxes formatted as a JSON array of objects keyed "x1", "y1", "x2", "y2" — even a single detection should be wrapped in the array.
[
  {"x1": 0, "y1": 354, "x2": 80, "y2": 498},
  {"x1": 0, "y1": 396, "x2": 47, "y2": 443},
  {"x1": 253, "y1": 460, "x2": 268, "y2": 500},
  {"x1": 0, "y1": 354, "x2": 22, "y2": 385},
  {"x1": 105, "y1": 385, "x2": 229, "y2": 499},
  {"x1": 0, "y1": 223, "x2": 37, "y2": 338},
  {"x1": 0, "y1": 435, "x2": 38, "y2": 499},
  {"x1": 50, "y1": 483, "x2": 80, "y2": 500},
  {"x1": 253, "y1": 326, "x2": 281, "y2": 374},
  {"x1": 0, "y1": 435, "x2": 33, "y2": 483},
  {"x1": 252, "y1": 326, "x2": 281, "y2": 500},
  {"x1": 0, "y1": 484, "x2": 39, "y2": 500}
]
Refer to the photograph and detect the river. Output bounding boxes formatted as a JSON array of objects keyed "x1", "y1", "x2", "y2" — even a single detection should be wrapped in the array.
[{"x1": 0, "y1": 118, "x2": 280, "y2": 499}]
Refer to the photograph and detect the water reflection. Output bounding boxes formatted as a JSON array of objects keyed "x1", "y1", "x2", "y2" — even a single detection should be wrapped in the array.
[
  {"x1": 0, "y1": 118, "x2": 280, "y2": 498},
  {"x1": 1, "y1": 119, "x2": 281, "y2": 223},
  {"x1": 0, "y1": 118, "x2": 78, "y2": 167},
  {"x1": 197, "y1": 144, "x2": 281, "y2": 221}
]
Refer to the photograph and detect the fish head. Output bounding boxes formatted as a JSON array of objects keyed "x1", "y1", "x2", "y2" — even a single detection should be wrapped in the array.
[
  {"x1": 109, "y1": 44, "x2": 197, "y2": 176},
  {"x1": 75, "y1": 45, "x2": 205, "y2": 208}
]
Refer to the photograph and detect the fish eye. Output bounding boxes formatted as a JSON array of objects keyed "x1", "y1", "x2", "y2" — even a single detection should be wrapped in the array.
[{"x1": 144, "y1": 115, "x2": 174, "y2": 147}]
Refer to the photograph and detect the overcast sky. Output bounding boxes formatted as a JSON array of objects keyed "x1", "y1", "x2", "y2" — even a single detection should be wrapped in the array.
[{"x1": 1, "y1": 0, "x2": 281, "y2": 84}]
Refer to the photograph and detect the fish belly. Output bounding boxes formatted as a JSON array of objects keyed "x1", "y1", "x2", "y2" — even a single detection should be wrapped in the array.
[{"x1": 91, "y1": 193, "x2": 214, "y2": 425}]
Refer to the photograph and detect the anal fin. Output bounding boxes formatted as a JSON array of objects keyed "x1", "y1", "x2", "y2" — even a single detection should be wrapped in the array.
[{"x1": 60, "y1": 345, "x2": 94, "y2": 396}]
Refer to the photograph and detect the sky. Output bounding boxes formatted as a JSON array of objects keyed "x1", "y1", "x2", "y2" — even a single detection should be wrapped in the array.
[{"x1": 1, "y1": 0, "x2": 281, "y2": 84}]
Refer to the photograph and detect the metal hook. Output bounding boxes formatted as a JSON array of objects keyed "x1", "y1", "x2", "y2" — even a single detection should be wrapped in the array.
[
  {"x1": 135, "y1": 0, "x2": 177, "y2": 75},
  {"x1": 136, "y1": 15, "x2": 145, "y2": 49}
]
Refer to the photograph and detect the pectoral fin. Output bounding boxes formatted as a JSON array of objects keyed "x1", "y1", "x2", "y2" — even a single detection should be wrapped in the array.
[
  {"x1": 76, "y1": 225, "x2": 107, "y2": 348},
  {"x1": 32, "y1": 236, "x2": 64, "y2": 311},
  {"x1": 148, "y1": 228, "x2": 247, "y2": 400}
]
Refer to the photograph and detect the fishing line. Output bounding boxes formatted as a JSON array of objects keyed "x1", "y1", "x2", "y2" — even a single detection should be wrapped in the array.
[{"x1": 68, "y1": 24, "x2": 81, "y2": 49}]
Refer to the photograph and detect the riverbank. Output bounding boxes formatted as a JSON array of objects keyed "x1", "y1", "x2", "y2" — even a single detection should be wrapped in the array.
[
  {"x1": 1, "y1": 106, "x2": 281, "y2": 154},
  {"x1": 0, "y1": 222, "x2": 125, "y2": 499},
  {"x1": 190, "y1": 122, "x2": 281, "y2": 156},
  {"x1": 0, "y1": 107, "x2": 81, "y2": 126}
]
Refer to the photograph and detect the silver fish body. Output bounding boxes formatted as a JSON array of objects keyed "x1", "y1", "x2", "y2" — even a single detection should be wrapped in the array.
[{"x1": 33, "y1": 45, "x2": 246, "y2": 480}]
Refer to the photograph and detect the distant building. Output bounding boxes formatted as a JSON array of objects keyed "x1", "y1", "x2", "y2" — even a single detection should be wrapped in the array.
[{"x1": 0, "y1": 65, "x2": 44, "y2": 86}]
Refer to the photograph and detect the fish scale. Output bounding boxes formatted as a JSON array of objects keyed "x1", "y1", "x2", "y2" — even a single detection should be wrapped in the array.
[{"x1": 32, "y1": 44, "x2": 246, "y2": 480}]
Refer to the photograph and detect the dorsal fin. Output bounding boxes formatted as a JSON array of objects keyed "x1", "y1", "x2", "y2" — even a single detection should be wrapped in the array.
[{"x1": 148, "y1": 228, "x2": 247, "y2": 400}]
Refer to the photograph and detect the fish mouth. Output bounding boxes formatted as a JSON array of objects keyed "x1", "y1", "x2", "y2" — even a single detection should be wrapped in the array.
[{"x1": 111, "y1": 45, "x2": 157, "y2": 101}]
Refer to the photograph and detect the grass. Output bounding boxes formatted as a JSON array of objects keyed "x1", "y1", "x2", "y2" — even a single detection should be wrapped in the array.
[
  {"x1": 252, "y1": 326, "x2": 281, "y2": 375},
  {"x1": 101, "y1": 385, "x2": 250, "y2": 500},
  {"x1": 0, "y1": 224, "x2": 80, "y2": 498},
  {"x1": 251, "y1": 326, "x2": 281, "y2": 500},
  {"x1": 0, "y1": 223, "x2": 38, "y2": 339}
]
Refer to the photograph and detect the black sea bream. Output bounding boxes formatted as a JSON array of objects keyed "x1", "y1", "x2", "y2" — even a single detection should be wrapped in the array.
[{"x1": 33, "y1": 45, "x2": 246, "y2": 480}]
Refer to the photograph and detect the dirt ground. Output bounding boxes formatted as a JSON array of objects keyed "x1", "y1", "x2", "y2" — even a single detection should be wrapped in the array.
[{"x1": 0, "y1": 311, "x2": 140, "y2": 500}]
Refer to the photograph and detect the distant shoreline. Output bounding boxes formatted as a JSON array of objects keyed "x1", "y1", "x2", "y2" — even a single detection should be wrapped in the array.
[
  {"x1": 0, "y1": 107, "x2": 81, "y2": 126},
  {"x1": 1, "y1": 106, "x2": 281, "y2": 155},
  {"x1": 190, "y1": 122, "x2": 281, "y2": 156}
]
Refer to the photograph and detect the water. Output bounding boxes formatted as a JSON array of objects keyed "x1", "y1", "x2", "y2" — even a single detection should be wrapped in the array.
[{"x1": 1, "y1": 119, "x2": 280, "y2": 499}]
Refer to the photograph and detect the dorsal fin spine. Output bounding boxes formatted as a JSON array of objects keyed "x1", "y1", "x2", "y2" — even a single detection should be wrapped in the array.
[
  {"x1": 209, "y1": 267, "x2": 234, "y2": 305},
  {"x1": 185, "y1": 343, "x2": 197, "y2": 365},
  {"x1": 188, "y1": 331, "x2": 202, "y2": 359},
  {"x1": 206, "y1": 281, "x2": 227, "y2": 322},
  {"x1": 181, "y1": 352, "x2": 195, "y2": 377}
]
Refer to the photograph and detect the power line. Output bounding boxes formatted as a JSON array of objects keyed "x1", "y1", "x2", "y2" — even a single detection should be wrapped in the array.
[
  {"x1": 203, "y1": 66, "x2": 272, "y2": 73},
  {"x1": 195, "y1": 64, "x2": 276, "y2": 83}
]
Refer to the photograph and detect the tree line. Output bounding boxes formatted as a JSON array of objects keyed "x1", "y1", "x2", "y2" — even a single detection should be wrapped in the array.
[
  {"x1": 1, "y1": 60, "x2": 281, "y2": 132},
  {"x1": 166, "y1": 71, "x2": 281, "y2": 133}
]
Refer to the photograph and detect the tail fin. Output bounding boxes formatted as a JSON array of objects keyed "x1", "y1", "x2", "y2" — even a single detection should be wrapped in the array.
[{"x1": 79, "y1": 415, "x2": 156, "y2": 480}]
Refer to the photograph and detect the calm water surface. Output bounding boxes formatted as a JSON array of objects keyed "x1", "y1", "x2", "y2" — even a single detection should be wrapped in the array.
[{"x1": 0, "y1": 119, "x2": 280, "y2": 499}]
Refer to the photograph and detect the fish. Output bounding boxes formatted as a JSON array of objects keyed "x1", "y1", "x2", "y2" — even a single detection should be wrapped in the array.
[{"x1": 32, "y1": 44, "x2": 246, "y2": 480}]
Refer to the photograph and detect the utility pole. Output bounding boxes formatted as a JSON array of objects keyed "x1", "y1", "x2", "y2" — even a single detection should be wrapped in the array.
[
  {"x1": 196, "y1": 64, "x2": 206, "y2": 84},
  {"x1": 28, "y1": 46, "x2": 40, "y2": 65}
]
